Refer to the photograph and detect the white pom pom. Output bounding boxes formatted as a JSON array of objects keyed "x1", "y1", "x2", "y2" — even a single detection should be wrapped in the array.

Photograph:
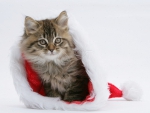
[{"x1": 121, "y1": 81, "x2": 142, "y2": 101}]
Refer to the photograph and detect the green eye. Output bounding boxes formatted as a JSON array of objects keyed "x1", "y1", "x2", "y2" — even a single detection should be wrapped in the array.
[
  {"x1": 55, "y1": 38, "x2": 61, "y2": 44},
  {"x1": 39, "y1": 39, "x2": 46, "y2": 45}
]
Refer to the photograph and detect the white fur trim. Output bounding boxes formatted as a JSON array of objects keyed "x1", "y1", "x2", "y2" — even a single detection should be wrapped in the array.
[
  {"x1": 10, "y1": 12, "x2": 109, "y2": 110},
  {"x1": 121, "y1": 81, "x2": 143, "y2": 101}
]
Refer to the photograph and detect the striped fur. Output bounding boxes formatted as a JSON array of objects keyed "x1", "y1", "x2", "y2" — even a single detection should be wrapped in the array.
[{"x1": 20, "y1": 11, "x2": 89, "y2": 102}]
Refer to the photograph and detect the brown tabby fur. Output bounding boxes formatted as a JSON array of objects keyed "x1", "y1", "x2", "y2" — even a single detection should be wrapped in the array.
[{"x1": 20, "y1": 11, "x2": 89, "y2": 102}]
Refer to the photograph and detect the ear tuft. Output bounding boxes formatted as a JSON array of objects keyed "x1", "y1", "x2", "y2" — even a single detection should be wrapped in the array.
[
  {"x1": 25, "y1": 16, "x2": 40, "y2": 35},
  {"x1": 56, "y1": 11, "x2": 68, "y2": 28}
]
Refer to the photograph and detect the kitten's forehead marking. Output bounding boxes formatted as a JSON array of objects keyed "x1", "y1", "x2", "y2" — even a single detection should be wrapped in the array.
[{"x1": 42, "y1": 19, "x2": 57, "y2": 42}]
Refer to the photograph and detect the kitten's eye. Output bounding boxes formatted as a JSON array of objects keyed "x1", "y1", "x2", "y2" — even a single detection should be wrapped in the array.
[
  {"x1": 55, "y1": 38, "x2": 61, "y2": 44},
  {"x1": 39, "y1": 39, "x2": 46, "y2": 45}
]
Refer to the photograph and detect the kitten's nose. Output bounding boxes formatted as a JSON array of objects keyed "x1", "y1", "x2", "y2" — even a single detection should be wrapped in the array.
[
  {"x1": 49, "y1": 49, "x2": 54, "y2": 52},
  {"x1": 49, "y1": 44, "x2": 55, "y2": 52}
]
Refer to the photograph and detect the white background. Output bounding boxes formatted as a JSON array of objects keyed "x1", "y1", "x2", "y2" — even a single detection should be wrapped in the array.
[{"x1": 0, "y1": 0, "x2": 150, "y2": 113}]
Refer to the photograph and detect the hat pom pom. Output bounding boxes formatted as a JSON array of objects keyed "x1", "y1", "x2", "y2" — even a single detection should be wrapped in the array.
[{"x1": 121, "y1": 81, "x2": 143, "y2": 101}]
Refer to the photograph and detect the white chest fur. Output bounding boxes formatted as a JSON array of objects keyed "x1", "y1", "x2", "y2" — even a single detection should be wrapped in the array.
[{"x1": 32, "y1": 59, "x2": 74, "y2": 93}]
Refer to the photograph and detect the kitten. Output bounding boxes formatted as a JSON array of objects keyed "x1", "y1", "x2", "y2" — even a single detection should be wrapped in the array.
[{"x1": 20, "y1": 11, "x2": 89, "y2": 102}]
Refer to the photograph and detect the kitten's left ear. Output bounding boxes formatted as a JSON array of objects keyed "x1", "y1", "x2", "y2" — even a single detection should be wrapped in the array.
[{"x1": 55, "y1": 11, "x2": 68, "y2": 29}]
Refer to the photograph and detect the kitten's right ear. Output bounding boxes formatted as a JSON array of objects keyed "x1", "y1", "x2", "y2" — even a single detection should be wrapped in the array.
[{"x1": 25, "y1": 16, "x2": 40, "y2": 35}]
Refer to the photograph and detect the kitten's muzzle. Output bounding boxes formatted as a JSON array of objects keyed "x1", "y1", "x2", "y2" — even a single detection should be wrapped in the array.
[{"x1": 49, "y1": 49, "x2": 54, "y2": 52}]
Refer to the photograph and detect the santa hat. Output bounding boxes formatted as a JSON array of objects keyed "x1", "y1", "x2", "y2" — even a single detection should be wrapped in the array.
[{"x1": 10, "y1": 12, "x2": 142, "y2": 111}]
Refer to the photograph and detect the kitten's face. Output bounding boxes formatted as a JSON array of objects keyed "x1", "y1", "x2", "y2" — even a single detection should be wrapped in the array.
[{"x1": 21, "y1": 11, "x2": 74, "y2": 63}]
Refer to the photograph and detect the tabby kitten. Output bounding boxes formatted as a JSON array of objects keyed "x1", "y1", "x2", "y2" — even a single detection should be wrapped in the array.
[{"x1": 20, "y1": 11, "x2": 89, "y2": 102}]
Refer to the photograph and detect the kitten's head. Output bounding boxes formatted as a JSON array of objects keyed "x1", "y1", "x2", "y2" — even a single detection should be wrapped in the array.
[{"x1": 21, "y1": 11, "x2": 75, "y2": 64}]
